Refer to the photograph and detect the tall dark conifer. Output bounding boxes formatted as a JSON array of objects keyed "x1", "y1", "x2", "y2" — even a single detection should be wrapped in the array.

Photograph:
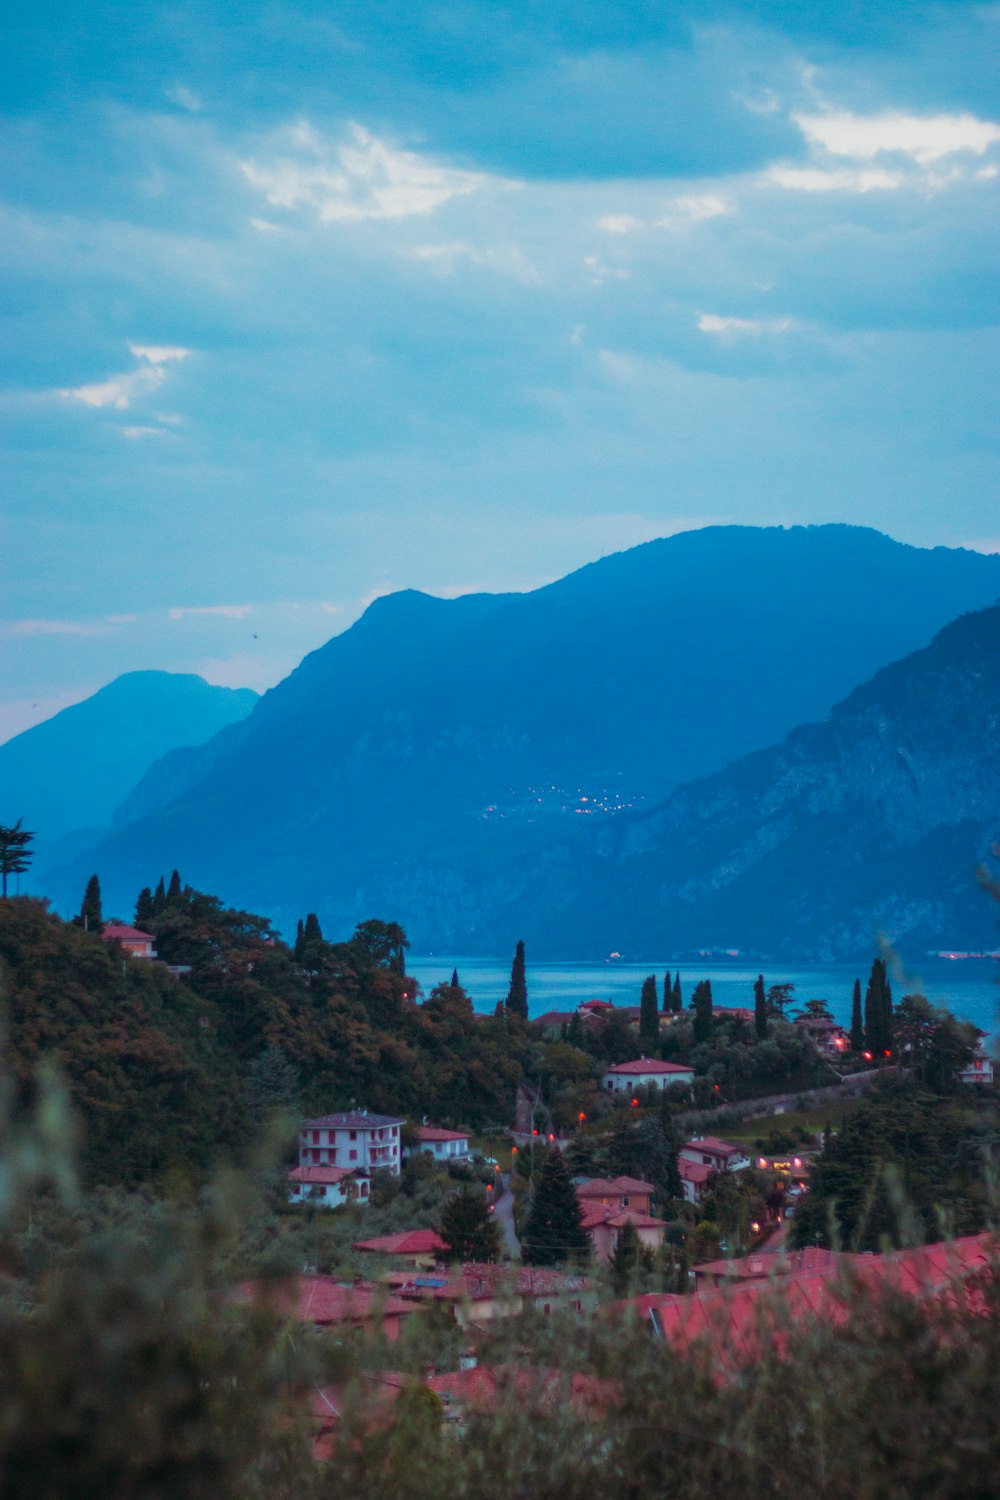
[
  {"x1": 451, "y1": 968, "x2": 460, "y2": 989},
  {"x1": 76, "y1": 875, "x2": 103, "y2": 933},
  {"x1": 754, "y1": 974, "x2": 768, "y2": 1040},
  {"x1": 166, "y1": 870, "x2": 183, "y2": 905},
  {"x1": 152, "y1": 877, "x2": 166, "y2": 914},
  {"x1": 672, "y1": 973, "x2": 682, "y2": 1013},
  {"x1": 864, "y1": 959, "x2": 892, "y2": 1056},
  {"x1": 521, "y1": 1148, "x2": 589, "y2": 1266},
  {"x1": 850, "y1": 979, "x2": 864, "y2": 1052},
  {"x1": 639, "y1": 975, "x2": 659, "y2": 1053},
  {"x1": 134, "y1": 887, "x2": 155, "y2": 930},
  {"x1": 692, "y1": 980, "x2": 713, "y2": 1044},
  {"x1": 506, "y1": 939, "x2": 528, "y2": 1021},
  {"x1": 662, "y1": 973, "x2": 673, "y2": 1014}
]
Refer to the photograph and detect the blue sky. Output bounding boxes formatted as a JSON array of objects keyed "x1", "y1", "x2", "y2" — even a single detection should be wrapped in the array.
[{"x1": 2, "y1": 1, "x2": 998, "y2": 740}]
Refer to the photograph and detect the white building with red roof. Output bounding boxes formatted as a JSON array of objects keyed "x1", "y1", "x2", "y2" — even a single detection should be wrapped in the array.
[
  {"x1": 409, "y1": 1125, "x2": 472, "y2": 1162},
  {"x1": 602, "y1": 1058, "x2": 695, "y2": 1094},
  {"x1": 100, "y1": 923, "x2": 157, "y2": 959},
  {"x1": 352, "y1": 1229, "x2": 448, "y2": 1267},
  {"x1": 292, "y1": 1110, "x2": 403, "y2": 1207},
  {"x1": 680, "y1": 1136, "x2": 751, "y2": 1173},
  {"x1": 578, "y1": 1200, "x2": 668, "y2": 1263},
  {"x1": 288, "y1": 1165, "x2": 370, "y2": 1208}
]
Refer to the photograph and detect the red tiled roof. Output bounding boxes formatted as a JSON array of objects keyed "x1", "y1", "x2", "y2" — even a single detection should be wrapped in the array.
[
  {"x1": 682, "y1": 1136, "x2": 746, "y2": 1157},
  {"x1": 353, "y1": 1229, "x2": 448, "y2": 1256},
  {"x1": 575, "y1": 1176, "x2": 656, "y2": 1199},
  {"x1": 301, "y1": 1111, "x2": 403, "y2": 1129},
  {"x1": 580, "y1": 1201, "x2": 666, "y2": 1231},
  {"x1": 395, "y1": 1263, "x2": 592, "y2": 1304},
  {"x1": 695, "y1": 1247, "x2": 842, "y2": 1280},
  {"x1": 678, "y1": 1159, "x2": 714, "y2": 1185},
  {"x1": 101, "y1": 924, "x2": 155, "y2": 943},
  {"x1": 534, "y1": 1011, "x2": 576, "y2": 1027},
  {"x1": 237, "y1": 1276, "x2": 418, "y2": 1325},
  {"x1": 605, "y1": 1058, "x2": 694, "y2": 1075},
  {"x1": 428, "y1": 1365, "x2": 610, "y2": 1416},
  {"x1": 417, "y1": 1126, "x2": 470, "y2": 1143},
  {"x1": 288, "y1": 1165, "x2": 356, "y2": 1185}
]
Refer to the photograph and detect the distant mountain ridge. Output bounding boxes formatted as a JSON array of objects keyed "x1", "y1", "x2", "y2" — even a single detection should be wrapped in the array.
[
  {"x1": 0, "y1": 672, "x2": 258, "y2": 844},
  {"x1": 36, "y1": 526, "x2": 1000, "y2": 951}
]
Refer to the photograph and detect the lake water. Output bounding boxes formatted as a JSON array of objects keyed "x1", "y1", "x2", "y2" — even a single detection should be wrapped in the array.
[{"x1": 408, "y1": 955, "x2": 999, "y2": 1045}]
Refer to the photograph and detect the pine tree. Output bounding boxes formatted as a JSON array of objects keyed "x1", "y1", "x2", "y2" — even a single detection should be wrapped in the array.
[
  {"x1": 850, "y1": 978, "x2": 864, "y2": 1052},
  {"x1": 152, "y1": 877, "x2": 166, "y2": 915},
  {"x1": 566, "y1": 1011, "x2": 584, "y2": 1047},
  {"x1": 440, "y1": 1189, "x2": 500, "y2": 1263},
  {"x1": 639, "y1": 974, "x2": 659, "y2": 1053},
  {"x1": 0, "y1": 820, "x2": 34, "y2": 898},
  {"x1": 522, "y1": 1148, "x2": 589, "y2": 1266},
  {"x1": 134, "y1": 887, "x2": 155, "y2": 929},
  {"x1": 166, "y1": 870, "x2": 183, "y2": 905},
  {"x1": 662, "y1": 973, "x2": 673, "y2": 1014},
  {"x1": 864, "y1": 959, "x2": 892, "y2": 1056},
  {"x1": 672, "y1": 973, "x2": 682, "y2": 1013},
  {"x1": 506, "y1": 939, "x2": 528, "y2": 1021},
  {"x1": 75, "y1": 875, "x2": 103, "y2": 933},
  {"x1": 451, "y1": 968, "x2": 460, "y2": 989},
  {"x1": 610, "y1": 1219, "x2": 651, "y2": 1293},
  {"x1": 692, "y1": 980, "x2": 713, "y2": 1045},
  {"x1": 294, "y1": 919, "x2": 304, "y2": 958},
  {"x1": 754, "y1": 973, "x2": 767, "y2": 1040}
]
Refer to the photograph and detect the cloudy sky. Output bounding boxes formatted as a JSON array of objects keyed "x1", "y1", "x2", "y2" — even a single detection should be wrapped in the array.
[{"x1": 2, "y1": 0, "x2": 998, "y2": 741}]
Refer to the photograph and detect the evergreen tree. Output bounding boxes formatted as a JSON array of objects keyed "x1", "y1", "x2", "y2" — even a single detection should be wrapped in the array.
[
  {"x1": 753, "y1": 973, "x2": 767, "y2": 1040},
  {"x1": 243, "y1": 1045, "x2": 299, "y2": 1121},
  {"x1": 294, "y1": 918, "x2": 304, "y2": 958},
  {"x1": 610, "y1": 1219, "x2": 651, "y2": 1293},
  {"x1": 639, "y1": 974, "x2": 659, "y2": 1053},
  {"x1": 521, "y1": 1148, "x2": 589, "y2": 1266},
  {"x1": 152, "y1": 877, "x2": 166, "y2": 915},
  {"x1": 864, "y1": 959, "x2": 892, "y2": 1056},
  {"x1": 662, "y1": 973, "x2": 672, "y2": 1014},
  {"x1": 451, "y1": 968, "x2": 460, "y2": 989},
  {"x1": 0, "y1": 820, "x2": 34, "y2": 898},
  {"x1": 134, "y1": 887, "x2": 155, "y2": 930},
  {"x1": 75, "y1": 875, "x2": 103, "y2": 933},
  {"x1": 506, "y1": 939, "x2": 528, "y2": 1021},
  {"x1": 691, "y1": 980, "x2": 713, "y2": 1045},
  {"x1": 566, "y1": 1011, "x2": 584, "y2": 1047},
  {"x1": 672, "y1": 973, "x2": 682, "y2": 1013},
  {"x1": 166, "y1": 870, "x2": 183, "y2": 905},
  {"x1": 850, "y1": 978, "x2": 864, "y2": 1052},
  {"x1": 440, "y1": 1189, "x2": 500, "y2": 1263}
]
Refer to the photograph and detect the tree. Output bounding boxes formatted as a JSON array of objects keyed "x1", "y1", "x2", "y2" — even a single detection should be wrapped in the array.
[
  {"x1": 244, "y1": 1045, "x2": 299, "y2": 1122},
  {"x1": 521, "y1": 1148, "x2": 589, "y2": 1266},
  {"x1": 152, "y1": 876, "x2": 166, "y2": 914},
  {"x1": 0, "y1": 821, "x2": 34, "y2": 898},
  {"x1": 850, "y1": 978, "x2": 864, "y2": 1052},
  {"x1": 672, "y1": 973, "x2": 682, "y2": 1013},
  {"x1": 753, "y1": 974, "x2": 767, "y2": 1041},
  {"x1": 74, "y1": 874, "x2": 103, "y2": 933},
  {"x1": 134, "y1": 887, "x2": 155, "y2": 929},
  {"x1": 799, "y1": 998, "x2": 834, "y2": 1021},
  {"x1": 351, "y1": 918, "x2": 409, "y2": 975},
  {"x1": 691, "y1": 980, "x2": 713, "y2": 1045},
  {"x1": 864, "y1": 958, "x2": 893, "y2": 1057},
  {"x1": 166, "y1": 869, "x2": 183, "y2": 905},
  {"x1": 506, "y1": 939, "x2": 528, "y2": 1021},
  {"x1": 662, "y1": 973, "x2": 672, "y2": 1014},
  {"x1": 610, "y1": 1219, "x2": 652, "y2": 1293},
  {"x1": 639, "y1": 974, "x2": 659, "y2": 1053},
  {"x1": 440, "y1": 1188, "x2": 500, "y2": 1263},
  {"x1": 451, "y1": 968, "x2": 460, "y2": 989},
  {"x1": 766, "y1": 982, "x2": 794, "y2": 1018}
]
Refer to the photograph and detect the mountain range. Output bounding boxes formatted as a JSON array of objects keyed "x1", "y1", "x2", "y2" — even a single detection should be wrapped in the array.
[{"x1": 28, "y1": 524, "x2": 1000, "y2": 957}]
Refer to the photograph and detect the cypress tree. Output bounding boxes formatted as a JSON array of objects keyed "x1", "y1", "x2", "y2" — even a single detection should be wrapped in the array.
[
  {"x1": 134, "y1": 887, "x2": 154, "y2": 930},
  {"x1": 152, "y1": 877, "x2": 166, "y2": 915},
  {"x1": 753, "y1": 974, "x2": 767, "y2": 1040},
  {"x1": 884, "y1": 975, "x2": 894, "y2": 1056},
  {"x1": 692, "y1": 980, "x2": 713, "y2": 1045},
  {"x1": 294, "y1": 919, "x2": 304, "y2": 958},
  {"x1": 302, "y1": 913, "x2": 322, "y2": 945},
  {"x1": 849, "y1": 978, "x2": 864, "y2": 1052},
  {"x1": 639, "y1": 974, "x2": 659, "y2": 1053},
  {"x1": 610, "y1": 1219, "x2": 649, "y2": 1293},
  {"x1": 75, "y1": 875, "x2": 103, "y2": 933},
  {"x1": 506, "y1": 939, "x2": 528, "y2": 1021},
  {"x1": 451, "y1": 968, "x2": 460, "y2": 990},
  {"x1": 662, "y1": 973, "x2": 672, "y2": 1014},
  {"x1": 522, "y1": 1148, "x2": 589, "y2": 1266},
  {"x1": 672, "y1": 973, "x2": 682, "y2": 1013},
  {"x1": 166, "y1": 870, "x2": 183, "y2": 905},
  {"x1": 864, "y1": 959, "x2": 892, "y2": 1056}
]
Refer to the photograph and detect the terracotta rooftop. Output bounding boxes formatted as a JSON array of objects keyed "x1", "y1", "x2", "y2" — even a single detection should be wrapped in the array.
[
  {"x1": 575, "y1": 1176, "x2": 656, "y2": 1199},
  {"x1": 579, "y1": 1201, "x2": 666, "y2": 1231},
  {"x1": 288, "y1": 1165, "x2": 357, "y2": 1185},
  {"x1": 353, "y1": 1229, "x2": 448, "y2": 1257},
  {"x1": 682, "y1": 1136, "x2": 747, "y2": 1157},
  {"x1": 238, "y1": 1276, "x2": 418, "y2": 1326},
  {"x1": 677, "y1": 1159, "x2": 715, "y2": 1185},
  {"x1": 301, "y1": 1111, "x2": 403, "y2": 1129},
  {"x1": 605, "y1": 1058, "x2": 694, "y2": 1075},
  {"x1": 100, "y1": 924, "x2": 155, "y2": 943},
  {"x1": 416, "y1": 1126, "x2": 470, "y2": 1143}
]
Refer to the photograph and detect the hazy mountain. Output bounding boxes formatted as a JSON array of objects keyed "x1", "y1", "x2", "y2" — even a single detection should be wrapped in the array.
[
  {"x1": 1, "y1": 673, "x2": 258, "y2": 843},
  {"x1": 469, "y1": 605, "x2": 1000, "y2": 961},
  {"x1": 42, "y1": 526, "x2": 1000, "y2": 945}
]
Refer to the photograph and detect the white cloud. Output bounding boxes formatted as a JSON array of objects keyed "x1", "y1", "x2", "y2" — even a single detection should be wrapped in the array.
[
  {"x1": 763, "y1": 164, "x2": 904, "y2": 193},
  {"x1": 410, "y1": 241, "x2": 538, "y2": 282},
  {"x1": 166, "y1": 84, "x2": 202, "y2": 112},
  {"x1": 240, "y1": 122, "x2": 502, "y2": 224},
  {"x1": 583, "y1": 254, "x2": 629, "y2": 286},
  {"x1": 598, "y1": 214, "x2": 643, "y2": 234},
  {"x1": 698, "y1": 313, "x2": 796, "y2": 337},
  {"x1": 669, "y1": 194, "x2": 731, "y2": 222},
  {"x1": 794, "y1": 109, "x2": 1000, "y2": 165},
  {"x1": 129, "y1": 343, "x2": 191, "y2": 364},
  {"x1": 120, "y1": 425, "x2": 167, "y2": 439},
  {"x1": 168, "y1": 604, "x2": 254, "y2": 621},
  {"x1": 5, "y1": 618, "x2": 113, "y2": 638}
]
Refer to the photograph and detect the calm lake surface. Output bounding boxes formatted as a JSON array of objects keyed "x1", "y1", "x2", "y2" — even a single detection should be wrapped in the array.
[{"x1": 408, "y1": 955, "x2": 999, "y2": 1044}]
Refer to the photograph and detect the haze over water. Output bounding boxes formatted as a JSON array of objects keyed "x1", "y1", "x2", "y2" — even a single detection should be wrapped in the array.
[{"x1": 408, "y1": 956, "x2": 999, "y2": 1045}]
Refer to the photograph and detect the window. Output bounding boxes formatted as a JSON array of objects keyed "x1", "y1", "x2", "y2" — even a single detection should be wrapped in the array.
[
  {"x1": 312, "y1": 1131, "x2": 319, "y2": 1144},
  {"x1": 543, "y1": 1304, "x2": 551, "y2": 1316},
  {"x1": 349, "y1": 1150, "x2": 357, "y2": 1161},
  {"x1": 622, "y1": 1196, "x2": 630, "y2": 1207},
  {"x1": 349, "y1": 1131, "x2": 357, "y2": 1141}
]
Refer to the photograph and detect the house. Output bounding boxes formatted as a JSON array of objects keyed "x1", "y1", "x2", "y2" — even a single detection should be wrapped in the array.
[
  {"x1": 677, "y1": 1158, "x2": 715, "y2": 1204},
  {"x1": 287, "y1": 1165, "x2": 369, "y2": 1208},
  {"x1": 579, "y1": 1201, "x2": 667, "y2": 1263},
  {"x1": 409, "y1": 1125, "x2": 472, "y2": 1162},
  {"x1": 794, "y1": 1015, "x2": 849, "y2": 1058},
  {"x1": 100, "y1": 923, "x2": 157, "y2": 959},
  {"x1": 602, "y1": 1058, "x2": 696, "y2": 1094},
  {"x1": 693, "y1": 1245, "x2": 842, "y2": 1290},
  {"x1": 237, "y1": 1275, "x2": 419, "y2": 1341},
  {"x1": 574, "y1": 1176, "x2": 655, "y2": 1214},
  {"x1": 960, "y1": 1047, "x2": 995, "y2": 1086},
  {"x1": 392, "y1": 1264, "x2": 596, "y2": 1326},
  {"x1": 352, "y1": 1229, "x2": 448, "y2": 1268},
  {"x1": 298, "y1": 1110, "x2": 403, "y2": 1176},
  {"x1": 680, "y1": 1136, "x2": 751, "y2": 1173}
]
